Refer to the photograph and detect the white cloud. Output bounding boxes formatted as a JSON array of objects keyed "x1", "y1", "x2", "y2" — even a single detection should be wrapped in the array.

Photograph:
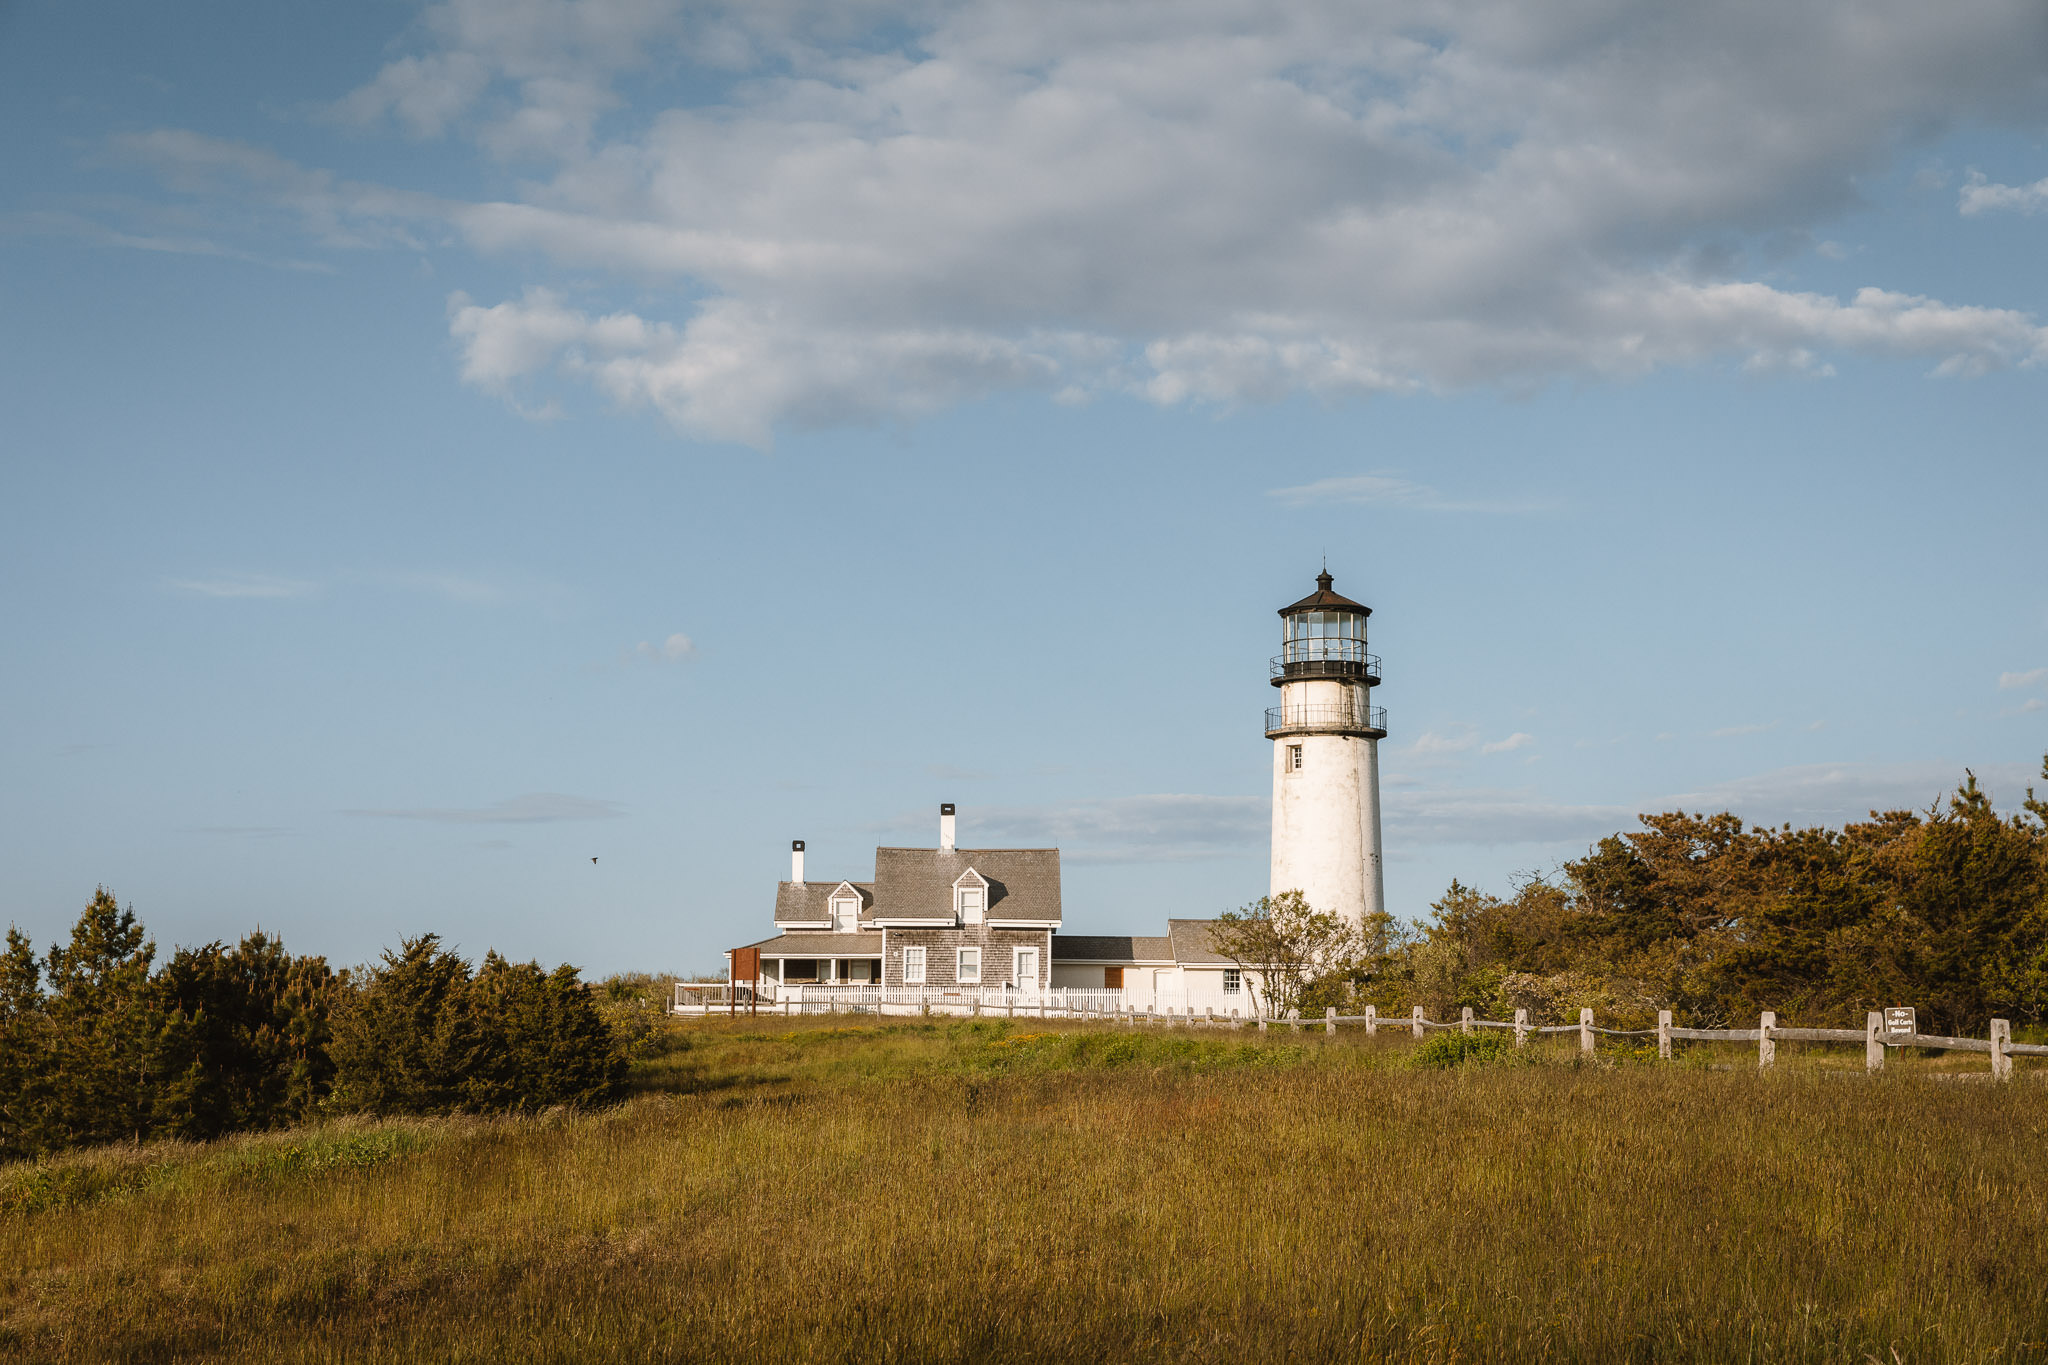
[
  {"x1": 345, "y1": 792, "x2": 626, "y2": 823},
  {"x1": 113, "y1": 2, "x2": 2048, "y2": 443},
  {"x1": 166, "y1": 573, "x2": 318, "y2": 599},
  {"x1": 1959, "y1": 171, "x2": 2048, "y2": 216},
  {"x1": 1997, "y1": 667, "x2": 2047, "y2": 690},
  {"x1": 969, "y1": 794, "x2": 1265, "y2": 864},
  {"x1": 1267, "y1": 472, "x2": 1554, "y2": 513},
  {"x1": 633, "y1": 632, "x2": 695, "y2": 662},
  {"x1": 1481, "y1": 732, "x2": 1535, "y2": 755},
  {"x1": 2022, "y1": 698, "x2": 2046, "y2": 713},
  {"x1": 1408, "y1": 729, "x2": 1481, "y2": 759}
]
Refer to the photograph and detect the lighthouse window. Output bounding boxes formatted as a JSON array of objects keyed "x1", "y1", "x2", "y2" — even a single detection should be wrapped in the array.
[{"x1": 1288, "y1": 745, "x2": 1304, "y2": 771}]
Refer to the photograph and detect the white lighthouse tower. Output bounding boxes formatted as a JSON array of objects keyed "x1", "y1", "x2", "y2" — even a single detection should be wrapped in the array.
[{"x1": 1266, "y1": 571, "x2": 1386, "y2": 927}]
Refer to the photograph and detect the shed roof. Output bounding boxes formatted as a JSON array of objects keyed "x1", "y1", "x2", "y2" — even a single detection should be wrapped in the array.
[
  {"x1": 738, "y1": 931, "x2": 885, "y2": 956},
  {"x1": 1050, "y1": 934, "x2": 1175, "y2": 962},
  {"x1": 1166, "y1": 919, "x2": 1235, "y2": 964}
]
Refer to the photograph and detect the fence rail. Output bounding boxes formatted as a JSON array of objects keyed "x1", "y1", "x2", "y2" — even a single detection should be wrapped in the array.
[{"x1": 674, "y1": 988, "x2": 2038, "y2": 1081}]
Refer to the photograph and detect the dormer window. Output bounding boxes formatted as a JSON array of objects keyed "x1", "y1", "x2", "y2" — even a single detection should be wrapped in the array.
[
  {"x1": 832, "y1": 896, "x2": 858, "y2": 931},
  {"x1": 953, "y1": 868, "x2": 988, "y2": 924}
]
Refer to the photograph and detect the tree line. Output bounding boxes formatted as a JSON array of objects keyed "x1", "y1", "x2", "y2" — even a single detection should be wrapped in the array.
[
  {"x1": 0, "y1": 892, "x2": 625, "y2": 1159},
  {"x1": 1220, "y1": 757, "x2": 2048, "y2": 1034}
]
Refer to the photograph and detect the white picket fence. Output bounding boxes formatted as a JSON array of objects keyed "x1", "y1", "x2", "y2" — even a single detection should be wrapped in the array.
[{"x1": 674, "y1": 983, "x2": 1127, "y2": 1018}]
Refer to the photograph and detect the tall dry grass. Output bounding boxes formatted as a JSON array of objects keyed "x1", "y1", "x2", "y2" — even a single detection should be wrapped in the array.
[{"x1": 0, "y1": 1018, "x2": 2042, "y2": 1363}]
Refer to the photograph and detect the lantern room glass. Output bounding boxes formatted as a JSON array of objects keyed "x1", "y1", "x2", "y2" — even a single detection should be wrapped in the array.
[{"x1": 1282, "y1": 611, "x2": 1367, "y2": 664}]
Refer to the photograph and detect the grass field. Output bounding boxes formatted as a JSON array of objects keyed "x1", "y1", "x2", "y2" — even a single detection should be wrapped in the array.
[{"x1": 0, "y1": 1017, "x2": 2043, "y2": 1363}]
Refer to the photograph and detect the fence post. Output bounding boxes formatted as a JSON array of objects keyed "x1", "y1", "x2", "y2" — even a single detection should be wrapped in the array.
[
  {"x1": 1461, "y1": 1006, "x2": 1474, "y2": 1035},
  {"x1": 1288, "y1": 1007, "x2": 1301, "y2": 1033},
  {"x1": 1410, "y1": 1006, "x2": 1424, "y2": 1039},
  {"x1": 1579, "y1": 1008, "x2": 1594, "y2": 1056},
  {"x1": 1866, "y1": 1011, "x2": 1884, "y2": 1072},
  {"x1": 1364, "y1": 1004, "x2": 1377, "y2": 1036},
  {"x1": 1657, "y1": 1009, "x2": 1672, "y2": 1061},
  {"x1": 1758, "y1": 1011, "x2": 1776, "y2": 1070},
  {"x1": 1991, "y1": 1018, "x2": 2012, "y2": 1082},
  {"x1": 1326, "y1": 1006, "x2": 1336, "y2": 1035},
  {"x1": 1258, "y1": 1008, "x2": 1268, "y2": 1032},
  {"x1": 1514, "y1": 1008, "x2": 1528, "y2": 1048}
]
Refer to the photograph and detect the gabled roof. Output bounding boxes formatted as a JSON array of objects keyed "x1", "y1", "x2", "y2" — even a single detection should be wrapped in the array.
[
  {"x1": 774, "y1": 881, "x2": 875, "y2": 923},
  {"x1": 873, "y1": 847, "x2": 1061, "y2": 923},
  {"x1": 1050, "y1": 934, "x2": 1175, "y2": 962}
]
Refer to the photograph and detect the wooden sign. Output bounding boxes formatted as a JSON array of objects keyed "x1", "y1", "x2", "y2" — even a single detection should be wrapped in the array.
[{"x1": 1884, "y1": 1006, "x2": 1916, "y2": 1037}]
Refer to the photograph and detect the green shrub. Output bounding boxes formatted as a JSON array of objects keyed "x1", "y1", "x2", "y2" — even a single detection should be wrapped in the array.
[{"x1": 1411, "y1": 1029, "x2": 1516, "y2": 1069}]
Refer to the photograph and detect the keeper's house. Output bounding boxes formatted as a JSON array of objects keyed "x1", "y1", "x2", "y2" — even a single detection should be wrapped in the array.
[{"x1": 724, "y1": 804, "x2": 1256, "y2": 1015}]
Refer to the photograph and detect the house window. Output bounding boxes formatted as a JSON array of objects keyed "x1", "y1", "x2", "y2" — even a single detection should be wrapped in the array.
[
  {"x1": 957, "y1": 947, "x2": 981, "y2": 983},
  {"x1": 1104, "y1": 966, "x2": 1124, "y2": 989},
  {"x1": 1223, "y1": 968, "x2": 1241, "y2": 994},
  {"x1": 959, "y1": 888, "x2": 983, "y2": 924},
  {"x1": 903, "y1": 946, "x2": 927, "y2": 984},
  {"x1": 832, "y1": 897, "x2": 859, "y2": 932},
  {"x1": 1288, "y1": 745, "x2": 1304, "y2": 771}
]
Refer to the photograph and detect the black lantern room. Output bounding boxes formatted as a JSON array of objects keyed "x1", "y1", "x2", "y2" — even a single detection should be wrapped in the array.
[{"x1": 1272, "y1": 571, "x2": 1381, "y2": 686}]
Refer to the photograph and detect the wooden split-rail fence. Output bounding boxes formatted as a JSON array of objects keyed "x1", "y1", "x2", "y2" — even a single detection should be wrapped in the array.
[{"x1": 1086, "y1": 1002, "x2": 2043, "y2": 1081}]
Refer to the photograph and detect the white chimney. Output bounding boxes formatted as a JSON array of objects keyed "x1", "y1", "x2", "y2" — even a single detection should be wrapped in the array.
[
  {"x1": 791, "y1": 839, "x2": 805, "y2": 885},
  {"x1": 939, "y1": 803, "x2": 956, "y2": 852}
]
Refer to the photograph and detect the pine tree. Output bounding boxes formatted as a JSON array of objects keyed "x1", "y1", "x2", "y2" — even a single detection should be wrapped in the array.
[{"x1": 41, "y1": 889, "x2": 164, "y2": 1148}]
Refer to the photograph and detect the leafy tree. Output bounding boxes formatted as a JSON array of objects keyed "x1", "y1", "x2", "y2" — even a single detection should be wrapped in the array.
[{"x1": 1209, "y1": 890, "x2": 1362, "y2": 1019}]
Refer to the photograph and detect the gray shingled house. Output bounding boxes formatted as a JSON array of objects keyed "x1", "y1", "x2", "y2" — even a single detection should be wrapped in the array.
[
  {"x1": 725, "y1": 805, "x2": 1257, "y2": 1014},
  {"x1": 734, "y1": 805, "x2": 1063, "y2": 994}
]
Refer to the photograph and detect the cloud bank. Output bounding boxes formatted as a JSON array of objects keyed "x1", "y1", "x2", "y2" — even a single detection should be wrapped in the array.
[{"x1": 118, "y1": 0, "x2": 2048, "y2": 445}]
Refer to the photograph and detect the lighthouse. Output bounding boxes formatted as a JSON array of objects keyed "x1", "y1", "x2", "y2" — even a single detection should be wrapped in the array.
[{"x1": 1266, "y1": 571, "x2": 1386, "y2": 927}]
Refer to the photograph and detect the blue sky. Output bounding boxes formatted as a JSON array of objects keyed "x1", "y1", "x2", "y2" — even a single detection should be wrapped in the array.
[{"x1": 3, "y1": 0, "x2": 2046, "y2": 976}]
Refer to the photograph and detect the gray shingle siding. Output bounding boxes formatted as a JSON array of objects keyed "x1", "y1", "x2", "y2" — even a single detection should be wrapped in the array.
[{"x1": 883, "y1": 925, "x2": 1052, "y2": 989}]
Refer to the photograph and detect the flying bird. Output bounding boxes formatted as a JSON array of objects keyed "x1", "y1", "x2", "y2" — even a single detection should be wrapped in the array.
[{"x1": 591, "y1": 857, "x2": 598, "y2": 864}]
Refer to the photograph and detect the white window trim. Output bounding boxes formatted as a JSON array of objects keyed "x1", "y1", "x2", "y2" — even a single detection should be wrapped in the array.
[
  {"x1": 903, "y1": 945, "x2": 927, "y2": 984},
  {"x1": 954, "y1": 869, "x2": 987, "y2": 925},
  {"x1": 956, "y1": 946, "x2": 981, "y2": 983},
  {"x1": 1013, "y1": 945, "x2": 1040, "y2": 988},
  {"x1": 1223, "y1": 968, "x2": 1242, "y2": 994}
]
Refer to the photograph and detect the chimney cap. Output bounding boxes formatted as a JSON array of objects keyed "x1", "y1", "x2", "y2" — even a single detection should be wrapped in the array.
[
  {"x1": 940, "y1": 803, "x2": 955, "y2": 815},
  {"x1": 792, "y1": 839, "x2": 805, "y2": 851}
]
